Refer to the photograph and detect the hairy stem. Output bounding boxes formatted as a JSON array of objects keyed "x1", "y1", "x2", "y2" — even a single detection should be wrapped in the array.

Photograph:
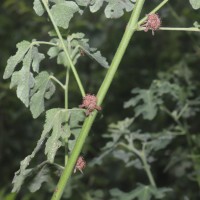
[
  {"x1": 41, "y1": 0, "x2": 85, "y2": 97},
  {"x1": 51, "y1": 0, "x2": 146, "y2": 199}
]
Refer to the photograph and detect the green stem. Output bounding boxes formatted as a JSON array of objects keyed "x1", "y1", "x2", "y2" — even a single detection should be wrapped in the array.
[
  {"x1": 97, "y1": 0, "x2": 146, "y2": 105},
  {"x1": 185, "y1": 126, "x2": 200, "y2": 187},
  {"x1": 138, "y1": 27, "x2": 200, "y2": 32},
  {"x1": 32, "y1": 41, "x2": 57, "y2": 46},
  {"x1": 162, "y1": 105, "x2": 200, "y2": 187},
  {"x1": 51, "y1": 1, "x2": 146, "y2": 199},
  {"x1": 65, "y1": 67, "x2": 70, "y2": 110},
  {"x1": 141, "y1": 151, "x2": 156, "y2": 187},
  {"x1": 41, "y1": 0, "x2": 85, "y2": 97},
  {"x1": 49, "y1": 75, "x2": 65, "y2": 90},
  {"x1": 159, "y1": 27, "x2": 200, "y2": 32},
  {"x1": 64, "y1": 67, "x2": 70, "y2": 166}
]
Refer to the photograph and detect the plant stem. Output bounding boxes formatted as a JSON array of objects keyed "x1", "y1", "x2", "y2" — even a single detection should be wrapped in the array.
[
  {"x1": 141, "y1": 152, "x2": 156, "y2": 187},
  {"x1": 49, "y1": 75, "x2": 65, "y2": 90},
  {"x1": 64, "y1": 67, "x2": 70, "y2": 166},
  {"x1": 51, "y1": 1, "x2": 146, "y2": 199},
  {"x1": 97, "y1": 0, "x2": 146, "y2": 105},
  {"x1": 137, "y1": 27, "x2": 200, "y2": 32},
  {"x1": 41, "y1": 0, "x2": 85, "y2": 97},
  {"x1": 65, "y1": 67, "x2": 70, "y2": 110},
  {"x1": 159, "y1": 27, "x2": 200, "y2": 32},
  {"x1": 32, "y1": 41, "x2": 57, "y2": 46}
]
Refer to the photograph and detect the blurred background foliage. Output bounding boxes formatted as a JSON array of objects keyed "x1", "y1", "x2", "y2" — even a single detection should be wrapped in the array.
[{"x1": 0, "y1": 0, "x2": 200, "y2": 199}]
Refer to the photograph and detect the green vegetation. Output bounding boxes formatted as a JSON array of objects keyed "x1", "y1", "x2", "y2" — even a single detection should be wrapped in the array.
[{"x1": 0, "y1": 0, "x2": 200, "y2": 199}]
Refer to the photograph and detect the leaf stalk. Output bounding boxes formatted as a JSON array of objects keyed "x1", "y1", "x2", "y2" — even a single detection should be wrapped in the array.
[{"x1": 41, "y1": 0, "x2": 86, "y2": 97}]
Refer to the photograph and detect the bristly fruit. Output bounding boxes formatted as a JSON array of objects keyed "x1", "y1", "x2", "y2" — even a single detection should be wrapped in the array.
[
  {"x1": 74, "y1": 156, "x2": 86, "y2": 174},
  {"x1": 142, "y1": 13, "x2": 161, "y2": 35},
  {"x1": 79, "y1": 94, "x2": 102, "y2": 116}
]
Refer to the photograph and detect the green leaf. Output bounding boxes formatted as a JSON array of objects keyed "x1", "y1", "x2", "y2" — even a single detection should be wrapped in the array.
[
  {"x1": 90, "y1": 118, "x2": 134, "y2": 166},
  {"x1": 44, "y1": 108, "x2": 85, "y2": 162},
  {"x1": 50, "y1": 1, "x2": 81, "y2": 29},
  {"x1": 32, "y1": 46, "x2": 45, "y2": 73},
  {"x1": 4, "y1": 41, "x2": 45, "y2": 107},
  {"x1": 79, "y1": 42, "x2": 109, "y2": 68},
  {"x1": 124, "y1": 80, "x2": 181, "y2": 120},
  {"x1": 124, "y1": 88, "x2": 160, "y2": 120},
  {"x1": 75, "y1": 0, "x2": 91, "y2": 7},
  {"x1": 30, "y1": 71, "x2": 55, "y2": 118},
  {"x1": 44, "y1": 108, "x2": 68, "y2": 163},
  {"x1": 10, "y1": 50, "x2": 35, "y2": 107},
  {"x1": 28, "y1": 165, "x2": 50, "y2": 192},
  {"x1": 33, "y1": 0, "x2": 45, "y2": 16},
  {"x1": 12, "y1": 133, "x2": 48, "y2": 192},
  {"x1": 146, "y1": 133, "x2": 175, "y2": 154},
  {"x1": 48, "y1": 33, "x2": 109, "y2": 68},
  {"x1": 194, "y1": 21, "x2": 200, "y2": 29},
  {"x1": 90, "y1": 0, "x2": 136, "y2": 19},
  {"x1": 3, "y1": 40, "x2": 31, "y2": 79},
  {"x1": 189, "y1": 0, "x2": 200, "y2": 9},
  {"x1": 12, "y1": 107, "x2": 85, "y2": 192},
  {"x1": 110, "y1": 185, "x2": 172, "y2": 200},
  {"x1": 67, "y1": 109, "x2": 85, "y2": 151},
  {"x1": 12, "y1": 169, "x2": 32, "y2": 193}
]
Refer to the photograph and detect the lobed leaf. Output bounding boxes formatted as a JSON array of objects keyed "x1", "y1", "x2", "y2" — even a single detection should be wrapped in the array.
[
  {"x1": 28, "y1": 165, "x2": 50, "y2": 193},
  {"x1": 12, "y1": 108, "x2": 85, "y2": 192},
  {"x1": 43, "y1": 108, "x2": 85, "y2": 162},
  {"x1": 48, "y1": 32, "x2": 109, "y2": 68},
  {"x1": 110, "y1": 185, "x2": 172, "y2": 200},
  {"x1": 90, "y1": 0, "x2": 136, "y2": 19},
  {"x1": 32, "y1": 46, "x2": 45, "y2": 73},
  {"x1": 194, "y1": 21, "x2": 200, "y2": 29},
  {"x1": 10, "y1": 50, "x2": 35, "y2": 107},
  {"x1": 189, "y1": 0, "x2": 200, "y2": 9},
  {"x1": 33, "y1": 0, "x2": 45, "y2": 16},
  {"x1": 3, "y1": 40, "x2": 31, "y2": 79},
  {"x1": 79, "y1": 41, "x2": 109, "y2": 68},
  {"x1": 4, "y1": 41, "x2": 46, "y2": 108},
  {"x1": 50, "y1": 1, "x2": 81, "y2": 29},
  {"x1": 75, "y1": 0, "x2": 91, "y2": 7},
  {"x1": 124, "y1": 80, "x2": 181, "y2": 120},
  {"x1": 12, "y1": 132, "x2": 48, "y2": 192},
  {"x1": 30, "y1": 71, "x2": 55, "y2": 118},
  {"x1": 67, "y1": 108, "x2": 85, "y2": 151}
]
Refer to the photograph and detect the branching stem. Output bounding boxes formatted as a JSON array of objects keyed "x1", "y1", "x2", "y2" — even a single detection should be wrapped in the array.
[
  {"x1": 41, "y1": 0, "x2": 85, "y2": 97},
  {"x1": 140, "y1": 151, "x2": 157, "y2": 187},
  {"x1": 50, "y1": 0, "x2": 169, "y2": 199},
  {"x1": 51, "y1": 0, "x2": 146, "y2": 199}
]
